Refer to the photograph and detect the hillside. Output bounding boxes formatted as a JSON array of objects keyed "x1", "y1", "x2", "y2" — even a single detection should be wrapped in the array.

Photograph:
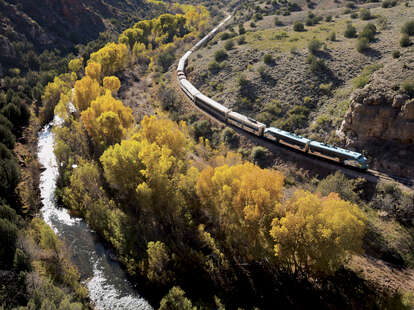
[
  {"x1": 0, "y1": 0, "x2": 164, "y2": 73},
  {"x1": 188, "y1": 0, "x2": 414, "y2": 178}
]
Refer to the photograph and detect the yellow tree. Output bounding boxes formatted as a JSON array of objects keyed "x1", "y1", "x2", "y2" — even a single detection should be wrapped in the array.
[
  {"x1": 68, "y1": 57, "x2": 83, "y2": 75},
  {"x1": 81, "y1": 91, "x2": 133, "y2": 151},
  {"x1": 73, "y1": 76, "x2": 101, "y2": 111},
  {"x1": 196, "y1": 161, "x2": 285, "y2": 256},
  {"x1": 270, "y1": 190, "x2": 366, "y2": 277},
  {"x1": 136, "y1": 115, "x2": 190, "y2": 159},
  {"x1": 100, "y1": 139, "x2": 146, "y2": 196},
  {"x1": 89, "y1": 42, "x2": 128, "y2": 76},
  {"x1": 85, "y1": 62, "x2": 102, "y2": 81},
  {"x1": 40, "y1": 76, "x2": 71, "y2": 124},
  {"x1": 103, "y1": 76, "x2": 121, "y2": 95},
  {"x1": 119, "y1": 28, "x2": 145, "y2": 50}
]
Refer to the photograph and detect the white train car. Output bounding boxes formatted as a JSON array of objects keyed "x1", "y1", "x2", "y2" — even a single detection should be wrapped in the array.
[
  {"x1": 177, "y1": 51, "x2": 192, "y2": 73},
  {"x1": 227, "y1": 111, "x2": 265, "y2": 136},
  {"x1": 194, "y1": 93, "x2": 231, "y2": 121},
  {"x1": 179, "y1": 79, "x2": 200, "y2": 101}
]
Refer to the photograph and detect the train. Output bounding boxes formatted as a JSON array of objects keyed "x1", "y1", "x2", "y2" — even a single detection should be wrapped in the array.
[{"x1": 176, "y1": 15, "x2": 368, "y2": 170}]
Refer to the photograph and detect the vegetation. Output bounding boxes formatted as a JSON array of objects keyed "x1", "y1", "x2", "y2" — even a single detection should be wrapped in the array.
[
  {"x1": 344, "y1": 23, "x2": 357, "y2": 38},
  {"x1": 293, "y1": 21, "x2": 305, "y2": 32},
  {"x1": 356, "y1": 37, "x2": 370, "y2": 53},
  {"x1": 308, "y1": 39, "x2": 322, "y2": 54},
  {"x1": 382, "y1": 0, "x2": 397, "y2": 7},
  {"x1": 352, "y1": 63, "x2": 383, "y2": 88},
  {"x1": 401, "y1": 79, "x2": 414, "y2": 98},
  {"x1": 359, "y1": 23, "x2": 377, "y2": 42},
  {"x1": 359, "y1": 8, "x2": 373, "y2": 20},
  {"x1": 214, "y1": 50, "x2": 228, "y2": 62},
  {"x1": 264, "y1": 54, "x2": 275, "y2": 65},
  {"x1": 224, "y1": 40, "x2": 234, "y2": 50},
  {"x1": 400, "y1": 34, "x2": 411, "y2": 47},
  {"x1": 401, "y1": 20, "x2": 414, "y2": 36}
]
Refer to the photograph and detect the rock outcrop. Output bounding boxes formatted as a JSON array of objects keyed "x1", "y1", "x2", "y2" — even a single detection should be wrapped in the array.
[
  {"x1": 341, "y1": 79, "x2": 414, "y2": 144},
  {"x1": 340, "y1": 51, "x2": 414, "y2": 178}
]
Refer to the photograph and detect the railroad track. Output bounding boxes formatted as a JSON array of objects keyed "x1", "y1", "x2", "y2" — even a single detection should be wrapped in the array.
[{"x1": 173, "y1": 16, "x2": 414, "y2": 190}]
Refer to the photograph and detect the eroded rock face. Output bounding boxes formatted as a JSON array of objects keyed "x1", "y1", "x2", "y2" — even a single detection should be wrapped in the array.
[
  {"x1": 341, "y1": 79, "x2": 414, "y2": 144},
  {"x1": 341, "y1": 51, "x2": 414, "y2": 145},
  {"x1": 340, "y1": 53, "x2": 414, "y2": 178}
]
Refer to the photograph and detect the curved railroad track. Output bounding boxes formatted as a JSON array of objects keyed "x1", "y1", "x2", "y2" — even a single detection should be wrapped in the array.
[{"x1": 174, "y1": 15, "x2": 414, "y2": 189}]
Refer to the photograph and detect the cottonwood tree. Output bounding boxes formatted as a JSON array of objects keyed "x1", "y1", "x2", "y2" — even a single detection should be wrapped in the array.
[{"x1": 270, "y1": 190, "x2": 366, "y2": 277}]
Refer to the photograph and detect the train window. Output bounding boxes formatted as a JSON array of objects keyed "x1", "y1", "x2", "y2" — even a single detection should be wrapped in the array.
[{"x1": 247, "y1": 117, "x2": 257, "y2": 123}]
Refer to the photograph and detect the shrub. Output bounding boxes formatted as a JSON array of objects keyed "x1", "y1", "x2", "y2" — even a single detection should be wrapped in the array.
[
  {"x1": 359, "y1": 23, "x2": 376, "y2": 42},
  {"x1": 224, "y1": 40, "x2": 234, "y2": 50},
  {"x1": 0, "y1": 143, "x2": 20, "y2": 199},
  {"x1": 308, "y1": 39, "x2": 322, "y2": 54},
  {"x1": 326, "y1": 15, "x2": 333, "y2": 22},
  {"x1": 400, "y1": 34, "x2": 411, "y2": 47},
  {"x1": 382, "y1": 0, "x2": 397, "y2": 7},
  {"x1": 401, "y1": 20, "x2": 414, "y2": 35},
  {"x1": 356, "y1": 37, "x2": 370, "y2": 53},
  {"x1": 293, "y1": 21, "x2": 305, "y2": 32},
  {"x1": 264, "y1": 54, "x2": 274, "y2": 65},
  {"x1": 328, "y1": 31, "x2": 336, "y2": 41},
  {"x1": 317, "y1": 171, "x2": 360, "y2": 203},
  {"x1": 250, "y1": 21, "x2": 256, "y2": 28},
  {"x1": 193, "y1": 120, "x2": 213, "y2": 140},
  {"x1": 238, "y1": 36, "x2": 246, "y2": 45},
  {"x1": 306, "y1": 55, "x2": 327, "y2": 73},
  {"x1": 221, "y1": 32, "x2": 232, "y2": 40},
  {"x1": 392, "y1": 50, "x2": 401, "y2": 58},
  {"x1": 214, "y1": 50, "x2": 228, "y2": 62},
  {"x1": 345, "y1": 2, "x2": 355, "y2": 8},
  {"x1": 159, "y1": 286, "x2": 194, "y2": 310},
  {"x1": 251, "y1": 146, "x2": 268, "y2": 167},
  {"x1": 274, "y1": 17, "x2": 284, "y2": 26},
  {"x1": 0, "y1": 125, "x2": 15, "y2": 149},
  {"x1": 350, "y1": 12, "x2": 358, "y2": 19},
  {"x1": 239, "y1": 24, "x2": 246, "y2": 35},
  {"x1": 221, "y1": 128, "x2": 239, "y2": 148},
  {"x1": 352, "y1": 63, "x2": 383, "y2": 88},
  {"x1": 0, "y1": 218, "x2": 17, "y2": 266},
  {"x1": 255, "y1": 13, "x2": 263, "y2": 21},
  {"x1": 344, "y1": 24, "x2": 357, "y2": 38},
  {"x1": 319, "y1": 82, "x2": 333, "y2": 94},
  {"x1": 402, "y1": 79, "x2": 414, "y2": 98},
  {"x1": 208, "y1": 61, "x2": 221, "y2": 74},
  {"x1": 257, "y1": 65, "x2": 267, "y2": 78},
  {"x1": 359, "y1": 8, "x2": 372, "y2": 20}
]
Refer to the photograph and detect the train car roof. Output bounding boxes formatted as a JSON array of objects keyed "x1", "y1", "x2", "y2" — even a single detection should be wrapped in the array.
[
  {"x1": 195, "y1": 93, "x2": 230, "y2": 114},
  {"x1": 180, "y1": 79, "x2": 200, "y2": 97},
  {"x1": 309, "y1": 141, "x2": 362, "y2": 159},
  {"x1": 229, "y1": 111, "x2": 265, "y2": 128},
  {"x1": 265, "y1": 127, "x2": 310, "y2": 144}
]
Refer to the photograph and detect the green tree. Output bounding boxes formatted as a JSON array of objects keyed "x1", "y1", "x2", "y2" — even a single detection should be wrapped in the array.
[
  {"x1": 146, "y1": 241, "x2": 173, "y2": 284},
  {"x1": 159, "y1": 286, "x2": 195, "y2": 310}
]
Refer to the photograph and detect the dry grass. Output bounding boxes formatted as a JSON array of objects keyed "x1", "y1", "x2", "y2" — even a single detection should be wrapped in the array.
[{"x1": 349, "y1": 255, "x2": 414, "y2": 301}]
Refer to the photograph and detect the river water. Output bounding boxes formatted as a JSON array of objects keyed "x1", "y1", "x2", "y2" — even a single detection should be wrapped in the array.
[{"x1": 38, "y1": 117, "x2": 153, "y2": 310}]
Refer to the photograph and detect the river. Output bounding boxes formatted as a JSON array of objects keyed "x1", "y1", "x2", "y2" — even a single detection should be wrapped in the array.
[{"x1": 37, "y1": 117, "x2": 153, "y2": 310}]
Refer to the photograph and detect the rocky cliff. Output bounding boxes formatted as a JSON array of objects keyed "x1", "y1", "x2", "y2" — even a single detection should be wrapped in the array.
[{"x1": 340, "y1": 50, "x2": 414, "y2": 177}]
